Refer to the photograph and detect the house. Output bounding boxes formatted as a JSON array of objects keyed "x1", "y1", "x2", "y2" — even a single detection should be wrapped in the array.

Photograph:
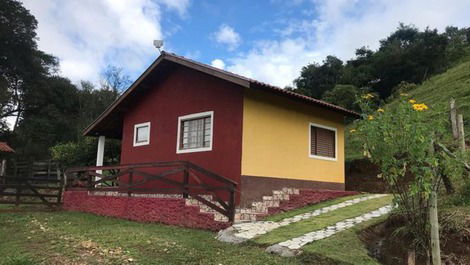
[
  {"x1": 64, "y1": 52, "x2": 359, "y2": 229},
  {"x1": 0, "y1": 142, "x2": 14, "y2": 177}
]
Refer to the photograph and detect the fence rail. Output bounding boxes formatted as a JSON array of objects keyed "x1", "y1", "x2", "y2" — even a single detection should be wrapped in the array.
[
  {"x1": 65, "y1": 161, "x2": 237, "y2": 222},
  {"x1": 0, "y1": 175, "x2": 64, "y2": 207}
]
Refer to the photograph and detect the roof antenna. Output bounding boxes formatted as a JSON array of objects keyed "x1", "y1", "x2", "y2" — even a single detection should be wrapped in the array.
[{"x1": 153, "y1": 40, "x2": 164, "y2": 53}]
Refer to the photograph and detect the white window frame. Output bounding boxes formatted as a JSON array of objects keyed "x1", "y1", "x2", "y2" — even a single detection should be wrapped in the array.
[
  {"x1": 308, "y1": 122, "x2": 337, "y2": 161},
  {"x1": 133, "y1": 122, "x2": 151, "y2": 147},
  {"x1": 176, "y1": 111, "x2": 214, "y2": 154}
]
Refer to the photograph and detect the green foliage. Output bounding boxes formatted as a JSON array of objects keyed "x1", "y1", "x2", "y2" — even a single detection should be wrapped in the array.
[
  {"x1": 294, "y1": 55, "x2": 343, "y2": 99},
  {"x1": 0, "y1": 0, "x2": 58, "y2": 128},
  {"x1": 51, "y1": 137, "x2": 121, "y2": 169},
  {"x1": 293, "y1": 23, "x2": 470, "y2": 102},
  {"x1": 322, "y1": 84, "x2": 361, "y2": 112},
  {"x1": 351, "y1": 95, "x2": 467, "y2": 254}
]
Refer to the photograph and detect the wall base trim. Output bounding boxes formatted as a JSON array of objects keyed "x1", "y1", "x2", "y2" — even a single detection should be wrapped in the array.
[{"x1": 240, "y1": 175, "x2": 344, "y2": 206}]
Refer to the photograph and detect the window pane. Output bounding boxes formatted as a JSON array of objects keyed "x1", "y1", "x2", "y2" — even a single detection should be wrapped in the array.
[
  {"x1": 136, "y1": 125, "x2": 149, "y2": 143},
  {"x1": 180, "y1": 115, "x2": 212, "y2": 150}
]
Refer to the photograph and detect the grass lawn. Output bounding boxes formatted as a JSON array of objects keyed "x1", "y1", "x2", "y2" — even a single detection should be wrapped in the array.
[
  {"x1": 0, "y1": 208, "x2": 302, "y2": 265},
  {"x1": 264, "y1": 194, "x2": 366, "y2": 222},
  {"x1": 301, "y1": 216, "x2": 387, "y2": 265},
  {"x1": 254, "y1": 195, "x2": 392, "y2": 245},
  {"x1": 0, "y1": 196, "x2": 390, "y2": 265}
]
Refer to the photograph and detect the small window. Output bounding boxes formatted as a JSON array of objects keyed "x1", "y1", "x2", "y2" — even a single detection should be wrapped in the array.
[
  {"x1": 309, "y1": 123, "x2": 336, "y2": 160},
  {"x1": 177, "y1": 111, "x2": 213, "y2": 153},
  {"x1": 133, "y1": 122, "x2": 150, "y2": 146}
]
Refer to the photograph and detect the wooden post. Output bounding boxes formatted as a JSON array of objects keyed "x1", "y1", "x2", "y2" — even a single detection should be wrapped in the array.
[
  {"x1": 450, "y1": 99, "x2": 459, "y2": 139},
  {"x1": 0, "y1": 159, "x2": 6, "y2": 176},
  {"x1": 228, "y1": 184, "x2": 235, "y2": 222},
  {"x1": 407, "y1": 250, "x2": 416, "y2": 265},
  {"x1": 457, "y1": 114, "x2": 466, "y2": 151},
  {"x1": 428, "y1": 139, "x2": 441, "y2": 265},
  {"x1": 183, "y1": 166, "x2": 189, "y2": 199},
  {"x1": 430, "y1": 189, "x2": 441, "y2": 265},
  {"x1": 128, "y1": 169, "x2": 133, "y2": 197}
]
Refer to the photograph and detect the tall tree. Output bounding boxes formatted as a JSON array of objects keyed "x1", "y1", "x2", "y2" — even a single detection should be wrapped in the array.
[
  {"x1": 0, "y1": 0, "x2": 58, "y2": 131},
  {"x1": 294, "y1": 56, "x2": 344, "y2": 99}
]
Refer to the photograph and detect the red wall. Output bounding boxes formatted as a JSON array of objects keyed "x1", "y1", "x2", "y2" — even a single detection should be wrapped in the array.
[
  {"x1": 120, "y1": 66, "x2": 244, "y2": 188},
  {"x1": 63, "y1": 191, "x2": 230, "y2": 231}
]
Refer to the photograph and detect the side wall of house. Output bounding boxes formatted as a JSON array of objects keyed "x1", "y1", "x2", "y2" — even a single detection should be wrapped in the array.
[
  {"x1": 240, "y1": 88, "x2": 345, "y2": 204},
  {"x1": 119, "y1": 66, "x2": 244, "y2": 188}
]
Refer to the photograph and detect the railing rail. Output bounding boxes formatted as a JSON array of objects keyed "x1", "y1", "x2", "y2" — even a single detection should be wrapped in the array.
[
  {"x1": 64, "y1": 160, "x2": 237, "y2": 222},
  {"x1": 0, "y1": 175, "x2": 63, "y2": 207}
]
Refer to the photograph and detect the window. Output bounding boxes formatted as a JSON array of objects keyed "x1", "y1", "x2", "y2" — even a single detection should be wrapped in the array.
[
  {"x1": 309, "y1": 123, "x2": 336, "y2": 160},
  {"x1": 133, "y1": 122, "x2": 150, "y2": 146},
  {"x1": 176, "y1": 111, "x2": 213, "y2": 153}
]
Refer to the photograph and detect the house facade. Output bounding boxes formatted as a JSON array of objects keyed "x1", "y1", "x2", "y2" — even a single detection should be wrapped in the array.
[{"x1": 83, "y1": 52, "x2": 358, "y2": 206}]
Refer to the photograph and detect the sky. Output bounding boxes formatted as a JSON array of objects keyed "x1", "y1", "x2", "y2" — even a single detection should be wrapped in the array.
[{"x1": 20, "y1": 0, "x2": 470, "y2": 89}]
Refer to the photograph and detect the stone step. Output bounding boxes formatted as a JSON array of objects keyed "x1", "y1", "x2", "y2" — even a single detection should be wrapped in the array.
[{"x1": 185, "y1": 187, "x2": 301, "y2": 224}]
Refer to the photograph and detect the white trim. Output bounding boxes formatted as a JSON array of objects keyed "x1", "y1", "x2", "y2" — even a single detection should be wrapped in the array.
[
  {"x1": 308, "y1": 122, "x2": 338, "y2": 161},
  {"x1": 133, "y1": 122, "x2": 151, "y2": 147},
  {"x1": 176, "y1": 111, "x2": 214, "y2": 154}
]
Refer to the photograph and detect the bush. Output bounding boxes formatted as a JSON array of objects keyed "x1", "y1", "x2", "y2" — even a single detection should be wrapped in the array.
[{"x1": 350, "y1": 93, "x2": 463, "y2": 257}]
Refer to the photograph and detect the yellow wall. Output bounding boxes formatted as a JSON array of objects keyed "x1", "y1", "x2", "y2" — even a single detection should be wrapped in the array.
[{"x1": 241, "y1": 89, "x2": 345, "y2": 184}]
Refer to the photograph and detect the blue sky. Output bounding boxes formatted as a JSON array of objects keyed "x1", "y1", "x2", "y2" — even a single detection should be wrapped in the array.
[{"x1": 21, "y1": 0, "x2": 470, "y2": 88}]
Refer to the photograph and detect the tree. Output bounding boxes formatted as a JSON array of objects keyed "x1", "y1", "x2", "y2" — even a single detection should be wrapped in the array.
[
  {"x1": 0, "y1": 0, "x2": 58, "y2": 131},
  {"x1": 294, "y1": 56, "x2": 344, "y2": 99},
  {"x1": 322, "y1": 84, "x2": 361, "y2": 112},
  {"x1": 13, "y1": 76, "x2": 80, "y2": 158},
  {"x1": 100, "y1": 65, "x2": 131, "y2": 93}
]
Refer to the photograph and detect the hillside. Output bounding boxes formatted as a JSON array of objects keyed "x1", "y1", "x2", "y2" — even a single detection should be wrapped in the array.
[{"x1": 346, "y1": 59, "x2": 470, "y2": 160}]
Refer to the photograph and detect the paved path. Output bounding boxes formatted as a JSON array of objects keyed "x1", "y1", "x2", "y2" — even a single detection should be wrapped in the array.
[
  {"x1": 216, "y1": 194, "x2": 387, "y2": 243},
  {"x1": 265, "y1": 205, "x2": 393, "y2": 256}
]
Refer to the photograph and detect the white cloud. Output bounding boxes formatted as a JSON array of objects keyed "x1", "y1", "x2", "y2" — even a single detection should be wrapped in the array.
[
  {"x1": 20, "y1": 0, "x2": 190, "y2": 84},
  {"x1": 212, "y1": 24, "x2": 241, "y2": 51},
  {"x1": 210, "y1": 59, "x2": 225, "y2": 69},
  {"x1": 225, "y1": 0, "x2": 470, "y2": 88}
]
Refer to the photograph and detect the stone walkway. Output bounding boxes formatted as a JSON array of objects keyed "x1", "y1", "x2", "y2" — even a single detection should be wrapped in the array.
[
  {"x1": 216, "y1": 194, "x2": 387, "y2": 243},
  {"x1": 265, "y1": 205, "x2": 393, "y2": 257}
]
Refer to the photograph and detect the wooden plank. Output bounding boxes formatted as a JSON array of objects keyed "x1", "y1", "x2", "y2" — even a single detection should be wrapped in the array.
[
  {"x1": 0, "y1": 184, "x2": 61, "y2": 190},
  {"x1": 0, "y1": 192, "x2": 59, "y2": 198},
  {"x1": 458, "y1": 114, "x2": 466, "y2": 151}
]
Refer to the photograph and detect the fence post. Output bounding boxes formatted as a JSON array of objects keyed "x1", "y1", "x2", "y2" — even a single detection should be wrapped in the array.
[
  {"x1": 457, "y1": 114, "x2": 466, "y2": 151},
  {"x1": 0, "y1": 159, "x2": 6, "y2": 177},
  {"x1": 183, "y1": 164, "x2": 189, "y2": 198},
  {"x1": 228, "y1": 184, "x2": 235, "y2": 222},
  {"x1": 450, "y1": 99, "x2": 459, "y2": 139},
  {"x1": 128, "y1": 169, "x2": 133, "y2": 197}
]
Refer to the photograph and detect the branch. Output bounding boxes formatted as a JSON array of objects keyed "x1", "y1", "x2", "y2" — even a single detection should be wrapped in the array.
[{"x1": 436, "y1": 142, "x2": 470, "y2": 172}]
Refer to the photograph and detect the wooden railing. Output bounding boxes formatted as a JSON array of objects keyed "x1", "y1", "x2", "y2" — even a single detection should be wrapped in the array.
[
  {"x1": 64, "y1": 161, "x2": 237, "y2": 222},
  {"x1": 0, "y1": 175, "x2": 64, "y2": 207}
]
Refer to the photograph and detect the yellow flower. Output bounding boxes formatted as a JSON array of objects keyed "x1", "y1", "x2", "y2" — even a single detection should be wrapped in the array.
[
  {"x1": 409, "y1": 99, "x2": 416, "y2": 104},
  {"x1": 368, "y1": 115, "x2": 374, "y2": 120},
  {"x1": 349, "y1": 129, "x2": 356, "y2": 133},
  {"x1": 400, "y1": 93, "x2": 409, "y2": 96},
  {"x1": 412, "y1": 103, "x2": 429, "y2": 111},
  {"x1": 377, "y1": 108, "x2": 384, "y2": 113},
  {"x1": 361, "y1": 93, "x2": 374, "y2": 100}
]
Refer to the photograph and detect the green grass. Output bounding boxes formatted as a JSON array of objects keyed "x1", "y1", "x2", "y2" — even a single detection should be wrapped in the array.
[
  {"x1": 264, "y1": 194, "x2": 366, "y2": 222},
  {"x1": 0, "y1": 208, "x2": 302, "y2": 265},
  {"x1": 346, "y1": 59, "x2": 470, "y2": 160},
  {"x1": 254, "y1": 195, "x2": 392, "y2": 245},
  {"x1": 302, "y1": 215, "x2": 387, "y2": 265},
  {"x1": 0, "y1": 197, "x2": 392, "y2": 265}
]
